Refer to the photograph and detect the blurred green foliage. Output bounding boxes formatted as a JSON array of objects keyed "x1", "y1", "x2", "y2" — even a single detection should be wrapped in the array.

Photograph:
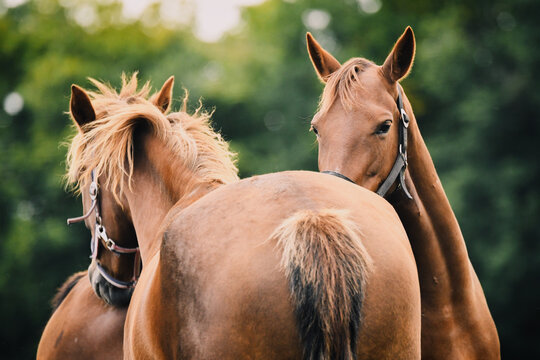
[{"x1": 0, "y1": 0, "x2": 538, "y2": 358}]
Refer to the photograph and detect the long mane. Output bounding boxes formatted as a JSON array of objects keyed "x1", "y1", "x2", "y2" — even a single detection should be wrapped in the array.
[
  {"x1": 318, "y1": 58, "x2": 374, "y2": 116},
  {"x1": 66, "y1": 73, "x2": 238, "y2": 200}
]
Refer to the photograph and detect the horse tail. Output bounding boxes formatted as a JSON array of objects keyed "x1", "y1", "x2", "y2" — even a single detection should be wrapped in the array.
[
  {"x1": 272, "y1": 209, "x2": 373, "y2": 360},
  {"x1": 51, "y1": 271, "x2": 86, "y2": 312}
]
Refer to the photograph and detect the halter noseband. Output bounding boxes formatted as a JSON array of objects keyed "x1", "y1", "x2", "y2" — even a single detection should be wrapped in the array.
[
  {"x1": 322, "y1": 85, "x2": 413, "y2": 200},
  {"x1": 67, "y1": 170, "x2": 141, "y2": 289}
]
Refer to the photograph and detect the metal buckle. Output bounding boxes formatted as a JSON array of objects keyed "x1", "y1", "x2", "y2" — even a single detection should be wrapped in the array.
[
  {"x1": 96, "y1": 224, "x2": 107, "y2": 241},
  {"x1": 401, "y1": 151, "x2": 408, "y2": 167},
  {"x1": 89, "y1": 181, "x2": 98, "y2": 200},
  {"x1": 96, "y1": 224, "x2": 116, "y2": 251},
  {"x1": 400, "y1": 109, "x2": 410, "y2": 127},
  {"x1": 105, "y1": 238, "x2": 115, "y2": 251},
  {"x1": 399, "y1": 144, "x2": 407, "y2": 158}
]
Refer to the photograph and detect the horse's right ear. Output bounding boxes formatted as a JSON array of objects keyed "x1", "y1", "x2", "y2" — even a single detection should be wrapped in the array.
[
  {"x1": 151, "y1": 76, "x2": 174, "y2": 113},
  {"x1": 381, "y1": 26, "x2": 416, "y2": 83},
  {"x1": 70, "y1": 85, "x2": 96, "y2": 131},
  {"x1": 306, "y1": 32, "x2": 341, "y2": 83}
]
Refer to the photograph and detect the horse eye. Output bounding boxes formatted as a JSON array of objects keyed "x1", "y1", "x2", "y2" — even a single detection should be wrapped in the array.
[
  {"x1": 375, "y1": 121, "x2": 392, "y2": 135},
  {"x1": 310, "y1": 125, "x2": 319, "y2": 136}
]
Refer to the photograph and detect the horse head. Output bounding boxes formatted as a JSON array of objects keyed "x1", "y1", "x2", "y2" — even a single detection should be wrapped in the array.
[
  {"x1": 66, "y1": 75, "x2": 174, "y2": 306},
  {"x1": 307, "y1": 27, "x2": 416, "y2": 198}
]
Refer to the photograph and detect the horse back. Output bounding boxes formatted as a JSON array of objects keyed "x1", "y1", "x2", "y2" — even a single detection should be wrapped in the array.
[{"x1": 131, "y1": 171, "x2": 421, "y2": 359}]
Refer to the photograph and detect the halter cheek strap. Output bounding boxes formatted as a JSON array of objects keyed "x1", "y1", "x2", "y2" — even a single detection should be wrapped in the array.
[
  {"x1": 375, "y1": 86, "x2": 412, "y2": 199},
  {"x1": 67, "y1": 170, "x2": 141, "y2": 290},
  {"x1": 322, "y1": 85, "x2": 413, "y2": 200}
]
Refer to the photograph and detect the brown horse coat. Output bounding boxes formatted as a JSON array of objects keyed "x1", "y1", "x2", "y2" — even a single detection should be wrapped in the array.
[
  {"x1": 37, "y1": 273, "x2": 126, "y2": 360},
  {"x1": 124, "y1": 171, "x2": 421, "y2": 359}
]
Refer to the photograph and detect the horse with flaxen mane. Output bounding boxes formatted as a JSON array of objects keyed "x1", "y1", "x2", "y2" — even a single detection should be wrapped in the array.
[
  {"x1": 306, "y1": 27, "x2": 500, "y2": 359},
  {"x1": 37, "y1": 76, "x2": 180, "y2": 359},
  {"x1": 47, "y1": 74, "x2": 420, "y2": 359}
]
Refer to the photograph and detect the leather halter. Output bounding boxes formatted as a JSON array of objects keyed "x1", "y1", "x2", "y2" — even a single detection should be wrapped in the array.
[
  {"x1": 321, "y1": 170, "x2": 355, "y2": 184},
  {"x1": 67, "y1": 170, "x2": 141, "y2": 289},
  {"x1": 322, "y1": 85, "x2": 413, "y2": 200}
]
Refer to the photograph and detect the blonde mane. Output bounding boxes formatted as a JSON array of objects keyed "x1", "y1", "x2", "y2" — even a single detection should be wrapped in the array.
[
  {"x1": 66, "y1": 73, "x2": 238, "y2": 200},
  {"x1": 318, "y1": 58, "x2": 374, "y2": 116}
]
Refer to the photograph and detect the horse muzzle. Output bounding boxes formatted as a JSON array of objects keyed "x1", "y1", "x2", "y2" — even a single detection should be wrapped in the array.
[{"x1": 88, "y1": 261, "x2": 134, "y2": 307}]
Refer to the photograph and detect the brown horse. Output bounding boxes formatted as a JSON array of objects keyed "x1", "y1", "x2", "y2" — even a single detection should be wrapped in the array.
[
  {"x1": 36, "y1": 271, "x2": 126, "y2": 359},
  {"x1": 306, "y1": 27, "x2": 500, "y2": 359},
  {"x1": 36, "y1": 76, "x2": 177, "y2": 359},
  {"x1": 64, "y1": 74, "x2": 421, "y2": 359}
]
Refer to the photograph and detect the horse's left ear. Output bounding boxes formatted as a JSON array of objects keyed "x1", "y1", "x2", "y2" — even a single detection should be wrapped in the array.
[
  {"x1": 70, "y1": 85, "x2": 96, "y2": 131},
  {"x1": 382, "y1": 26, "x2": 416, "y2": 83},
  {"x1": 151, "y1": 76, "x2": 174, "y2": 113},
  {"x1": 306, "y1": 32, "x2": 341, "y2": 83}
]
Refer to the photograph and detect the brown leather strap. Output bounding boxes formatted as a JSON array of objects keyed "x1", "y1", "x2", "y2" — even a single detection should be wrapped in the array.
[{"x1": 375, "y1": 85, "x2": 412, "y2": 199}]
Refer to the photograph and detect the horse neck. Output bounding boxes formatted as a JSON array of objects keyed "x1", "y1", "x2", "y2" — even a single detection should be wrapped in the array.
[
  {"x1": 391, "y1": 96, "x2": 474, "y2": 307},
  {"x1": 124, "y1": 134, "x2": 219, "y2": 264}
]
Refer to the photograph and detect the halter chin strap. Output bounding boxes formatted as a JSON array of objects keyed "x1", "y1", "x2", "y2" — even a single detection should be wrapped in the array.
[
  {"x1": 67, "y1": 170, "x2": 141, "y2": 290},
  {"x1": 322, "y1": 85, "x2": 413, "y2": 200}
]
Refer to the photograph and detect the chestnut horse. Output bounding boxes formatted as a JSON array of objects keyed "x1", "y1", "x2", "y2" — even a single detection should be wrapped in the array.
[
  {"x1": 64, "y1": 74, "x2": 421, "y2": 359},
  {"x1": 306, "y1": 27, "x2": 500, "y2": 359},
  {"x1": 36, "y1": 271, "x2": 127, "y2": 359},
  {"x1": 37, "y1": 76, "x2": 179, "y2": 359}
]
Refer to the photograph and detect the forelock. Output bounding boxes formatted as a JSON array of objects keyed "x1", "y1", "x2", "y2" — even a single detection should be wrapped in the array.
[{"x1": 318, "y1": 58, "x2": 374, "y2": 116}]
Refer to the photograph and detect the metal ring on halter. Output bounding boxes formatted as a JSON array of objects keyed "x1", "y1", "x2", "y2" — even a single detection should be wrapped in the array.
[
  {"x1": 89, "y1": 181, "x2": 98, "y2": 199},
  {"x1": 97, "y1": 225, "x2": 108, "y2": 241},
  {"x1": 401, "y1": 109, "x2": 410, "y2": 127},
  {"x1": 105, "y1": 238, "x2": 115, "y2": 251}
]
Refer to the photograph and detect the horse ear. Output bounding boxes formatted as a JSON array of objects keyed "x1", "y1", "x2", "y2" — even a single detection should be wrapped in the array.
[
  {"x1": 70, "y1": 85, "x2": 96, "y2": 131},
  {"x1": 381, "y1": 26, "x2": 416, "y2": 83},
  {"x1": 151, "y1": 76, "x2": 174, "y2": 113},
  {"x1": 306, "y1": 32, "x2": 341, "y2": 83}
]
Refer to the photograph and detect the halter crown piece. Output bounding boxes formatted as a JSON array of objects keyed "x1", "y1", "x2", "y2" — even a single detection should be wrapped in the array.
[
  {"x1": 322, "y1": 85, "x2": 413, "y2": 200},
  {"x1": 67, "y1": 170, "x2": 142, "y2": 289}
]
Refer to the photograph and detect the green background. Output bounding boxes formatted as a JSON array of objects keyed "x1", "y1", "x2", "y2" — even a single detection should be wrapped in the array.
[{"x1": 1, "y1": 0, "x2": 538, "y2": 358}]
